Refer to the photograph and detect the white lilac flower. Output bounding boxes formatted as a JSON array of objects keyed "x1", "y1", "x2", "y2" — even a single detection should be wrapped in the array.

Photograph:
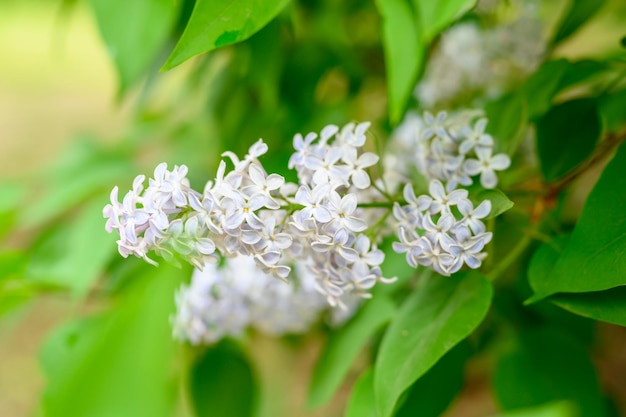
[
  {"x1": 387, "y1": 110, "x2": 509, "y2": 191},
  {"x1": 463, "y1": 146, "x2": 511, "y2": 188},
  {"x1": 392, "y1": 175, "x2": 497, "y2": 276}
]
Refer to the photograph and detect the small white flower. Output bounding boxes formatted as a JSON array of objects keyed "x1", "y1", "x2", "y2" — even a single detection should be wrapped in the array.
[{"x1": 464, "y1": 147, "x2": 511, "y2": 188}]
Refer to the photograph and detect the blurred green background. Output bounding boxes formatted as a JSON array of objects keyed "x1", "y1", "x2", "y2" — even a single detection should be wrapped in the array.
[{"x1": 2, "y1": 1, "x2": 626, "y2": 417}]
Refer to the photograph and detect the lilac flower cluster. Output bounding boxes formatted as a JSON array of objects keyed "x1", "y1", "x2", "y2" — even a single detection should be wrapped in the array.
[
  {"x1": 392, "y1": 179, "x2": 492, "y2": 276},
  {"x1": 172, "y1": 255, "x2": 359, "y2": 344},
  {"x1": 104, "y1": 123, "x2": 393, "y2": 308},
  {"x1": 387, "y1": 110, "x2": 511, "y2": 191}
]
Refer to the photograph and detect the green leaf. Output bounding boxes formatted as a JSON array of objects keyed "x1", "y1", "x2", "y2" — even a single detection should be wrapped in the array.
[
  {"x1": 376, "y1": 0, "x2": 422, "y2": 124},
  {"x1": 42, "y1": 264, "x2": 184, "y2": 417},
  {"x1": 529, "y1": 143, "x2": 626, "y2": 299},
  {"x1": 21, "y1": 141, "x2": 133, "y2": 228},
  {"x1": 528, "y1": 236, "x2": 626, "y2": 326},
  {"x1": 307, "y1": 295, "x2": 396, "y2": 409},
  {"x1": 374, "y1": 272, "x2": 492, "y2": 417},
  {"x1": 523, "y1": 59, "x2": 570, "y2": 120},
  {"x1": 600, "y1": 88, "x2": 626, "y2": 132},
  {"x1": 163, "y1": 0, "x2": 290, "y2": 70},
  {"x1": 551, "y1": 0, "x2": 607, "y2": 46},
  {"x1": 469, "y1": 187, "x2": 514, "y2": 220},
  {"x1": 489, "y1": 401, "x2": 577, "y2": 417},
  {"x1": 394, "y1": 342, "x2": 470, "y2": 417},
  {"x1": 485, "y1": 93, "x2": 528, "y2": 155},
  {"x1": 493, "y1": 327, "x2": 606, "y2": 417},
  {"x1": 344, "y1": 368, "x2": 377, "y2": 417},
  {"x1": 26, "y1": 197, "x2": 118, "y2": 299},
  {"x1": 88, "y1": 0, "x2": 177, "y2": 92},
  {"x1": 190, "y1": 340, "x2": 256, "y2": 417},
  {"x1": 551, "y1": 287, "x2": 626, "y2": 327},
  {"x1": 412, "y1": 0, "x2": 477, "y2": 42},
  {"x1": 535, "y1": 98, "x2": 601, "y2": 182}
]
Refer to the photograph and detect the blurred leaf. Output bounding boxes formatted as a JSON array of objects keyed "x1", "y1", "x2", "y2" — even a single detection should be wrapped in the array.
[
  {"x1": 412, "y1": 0, "x2": 477, "y2": 42},
  {"x1": 469, "y1": 187, "x2": 514, "y2": 220},
  {"x1": 307, "y1": 295, "x2": 396, "y2": 409},
  {"x1": 489, "y1": 401, "x2": 577, "y2": 417},
  {"x1": 523, "y1": 59, "x2": 569, "y2": 120},
  {"x1": 190, "y1": 340, "x2": 256, "y2": 417},
  {"x1": 394, "y1": 342, "x2": 470, "y2": 417},
  {"x1": 344, "y1": 368, "x2": 377, "y2": 417},
  {"x1": 557, "y1": 59, "x2": 609, "y2": 91},
  {"x1": 0, "y1": 181, "x2": 26, "y2": 237},
  {"x1": 374, "y1": 272, "x2": 492, "y2": 417},
  {"x1": 529, "y1": 143, "x2": 626, "y2": 299},
  {"x1": 376, "y1": 0, "x2": 422, "y2": 124},
  {"x1": 40, "y1": 316, "x2": 104, "y2": 379},
  {"x1": 88, "y1": 0, "x2": 177, "y2": 92},
  {"x1": 599, "y1": 88, "x2": 626, "y2": 132},
  {"x1": 0, "y1": 250, "x2": 27, "y2": 283},
  {"x1": 163, "y1": 0, "x2": 290, "y2": 70},
  {"x1": 536, "y1": 98, "x2": 601, "y2": 181},
  {"x1": 42, "y1": 264, "x2": 184, "y2": 417},
  {"x1": 26, "y1": 197, "x2": 118, "y2": 299},
  {"x1": 493, "y1": 327, "x2": 606, "y2": 417},
  {"x1": 528, "y1": 236, "x2": 626, "y2": 326},
  {"x1": 551, "y1": 0, "x2": 607, "y2": 46},
  {"x1": 485, "y1": 93, "x2": 528, "y2": 155},
  {"x1": 22, "y1": 141, "x2": 133, "y2": 228}
]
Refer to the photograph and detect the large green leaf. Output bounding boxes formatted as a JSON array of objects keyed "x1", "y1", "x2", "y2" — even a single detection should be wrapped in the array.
[
  {"x1": 376, "y1": 0, "x2": 422, "y2": 125},
  {"x1": 344, "y1": 368, "x2": 377, "y2": 417},
  {"x1": 551, "y1": 288, "x2": 626, "y2": 327},
  {"x1": 551, "y1": 0, "x2": 607, "y2": 46},
  {"x1": 163, "y1": 0, "x2": 290, "y2": 70},
  {"x1": 412, "y1": 0, "x2": 477, "y2": 42},
  {"x1": 374, "y1": 272, "x2": 492, "y2": 417},
  {"x1": 42, "y1": 264, "x2": 184, "y2": 417},
  {"x1": 88, "y1": 0, "x2": 177, "y2": 92},
  {"x1": 190, "y1": 340, "x2": 256, "y2": 417},
  {"x1": 522, "y1": 59, "x2": 569, "y2": 120},
  {"x1": 600, "y1": 88, "x2": 626, "y2": 132},
  {"x1": 529, "y1": 142, "x2": 626, "y2": 299},
  {"x1": 528, "y1": 237, "x2": 626, "y2": 326},
  {"x1": 493, "y1": 327, "x2": 606, "y2": 417},
  {"x1": 535, "y1": 98, "x2": 601, "y2": 182},
  {"x1": 485, "y1": 93, "x2": 528, "y2": 155},
  {"x1": 26, "y1": 197, "x2": 118, "y2": 299},
  {"x1": 394, "y1": 342, "x2": 470, "y2": 417},
  {"x1": 307, "y1": 295, "x2": 396, "y2": 409}
]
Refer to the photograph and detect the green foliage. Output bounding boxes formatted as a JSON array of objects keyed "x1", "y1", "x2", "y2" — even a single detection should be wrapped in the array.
[
  {"x1": 377, "y1": 0, "x2": 476, "y2": 123},
  {"x1": 163, "y1": 0, "x2": 291, "y2": 70},
  {"x1": 485, "y1": 93, "x2": 528, "y2": 155},
  {"x1": 307, "y1": 295, "x2": 396, "y2": 409},
  {"x1": 88, "y1": 0, "x2": 178, "y2": 92},
  {"x1": 376, "y1": 0, "x2": 423, "y2": 125},
  {"x1": 489, "y1": 402, "x2": 577, "y2": 417},
  {"x1": 536, "y1": 98, "x2": 602, "y2": 181},
  {"x1": 41, "y1": 265, "x2": 184, "y2": 417},
  {"x1": 469, "y1": 187, "x2": 514, "y2": 219},
  {"x1": 190, "y1": 340, "x2": 257, "y2": 417},
  {"x1": 344, "y1": 368, "x2": 377, "y2": 417},
  {"x1": 374, "y1": 272, "x2": 492, "y2": 417},
  {"x1": 393, "y1": 342, "x2": 470, "y2": 417},
  {"x1": 493, "y1": 327, "x2": 606, "y2": 417},
  {"x1": 551, "y1": 0, "x2": 608, "y2": 46},
  {"x1": 25, "y1": 198, "x2": 118, "y2": 299},
  {"x1": 530, "y1": 142, "x2": 626, "y2": 299},
  {"x1": 528, "y1": 236, "x2": 626, "y2": 326}
]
